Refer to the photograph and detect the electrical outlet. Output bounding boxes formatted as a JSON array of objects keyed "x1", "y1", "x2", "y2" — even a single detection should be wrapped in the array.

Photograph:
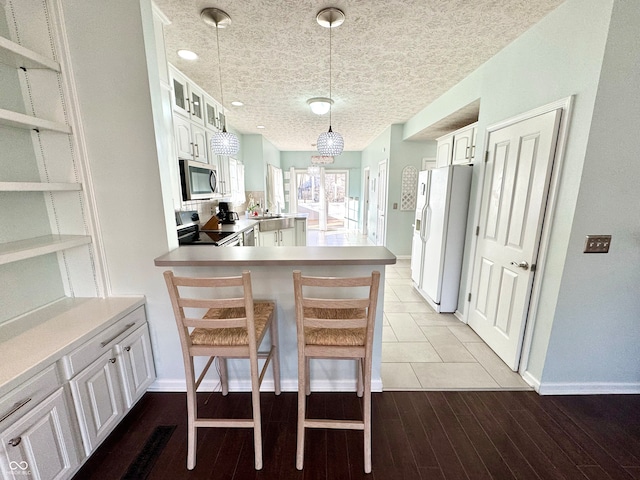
[{"x1": 584, "y1": 235, "x2": 611, "y2": 253}]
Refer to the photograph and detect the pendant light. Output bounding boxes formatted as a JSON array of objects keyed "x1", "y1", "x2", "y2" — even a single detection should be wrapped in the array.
[
  {"x1": 201, "y1": 8, "x2": 240, "y2": 156},
  {"x1": 316, "y1": 7, "x2": 345, "y2": 157}
]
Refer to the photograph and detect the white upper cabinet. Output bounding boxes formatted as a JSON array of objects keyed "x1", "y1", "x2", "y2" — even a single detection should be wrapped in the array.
[
  {"x1": 452, "y1": 123, "x2": 477, "y2": 165},
  {"x1": 436, "y1": 133, "x2": 454, "y2": 168},
  {"x1": 436, "y1": 122, "x2": 478, "y2": 167}
]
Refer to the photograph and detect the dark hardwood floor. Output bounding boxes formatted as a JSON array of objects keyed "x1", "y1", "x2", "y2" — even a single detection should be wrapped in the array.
[{"x1": 73, "y1": 391, "x2": 640, "y2": 480}]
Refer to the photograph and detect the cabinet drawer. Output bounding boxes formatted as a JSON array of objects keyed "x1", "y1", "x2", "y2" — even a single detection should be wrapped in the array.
[
  {"x1": 0, "y1": 365, "x2": 59, "y2": 429},
  {"x1": 63, "y1": 306, "x2": 147, "y2": 378}
]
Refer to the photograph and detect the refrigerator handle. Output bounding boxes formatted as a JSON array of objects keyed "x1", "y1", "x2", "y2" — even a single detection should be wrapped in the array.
[
  {"x1": 420, "y1": 205, "x2": 429, "y2": 242},
  {"x1": 423, "y1": 206, "x2": 432, "y2": 242}
]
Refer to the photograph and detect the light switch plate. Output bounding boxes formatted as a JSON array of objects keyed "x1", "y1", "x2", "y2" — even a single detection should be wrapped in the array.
[{"x1": 584, "y1": 235, "x2": 611, "y2": 253}]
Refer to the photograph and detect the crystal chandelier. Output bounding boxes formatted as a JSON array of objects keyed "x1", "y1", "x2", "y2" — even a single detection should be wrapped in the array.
[
  {"x1": 316, "y1": 8, "x2": 345, "y2": 157},
  {"x1": 201, "y1": 8, "x2": 240, "y2": 156}
]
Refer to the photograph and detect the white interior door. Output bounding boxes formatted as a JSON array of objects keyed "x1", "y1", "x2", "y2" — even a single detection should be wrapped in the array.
[
  {"x1": 468, "y1": 109, "x2": 561, "y2": 370},
  {"x1": 362, "y1": 168, "x2": 370, "y2": 236},
  {"x1": 376, "y1": 160, "x2": 388, "y2": 246}
]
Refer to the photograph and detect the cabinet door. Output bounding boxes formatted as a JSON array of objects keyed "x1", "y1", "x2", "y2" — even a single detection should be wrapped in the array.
[
  {"x1": 258, "y1": 230, "x2": 278, "y2": 247},
  {"x1": 174, "y1": 115, "x2": 193, "y2": 159},
  {"x1": 436, "y1": 134, "x2": 453, "y2": 168},
  {"x1": 189, "y1": 85, "x2": 204, "y2": 124},
  {"x1": 217, "y1": 155, "x2": 231, "y2": 196},
  {"x1": 452, "y1": 127, "x2": 475, "y2": 165},
  {"x1": 170, "y1": 68, "x2": 190, "y2": 118},
  {"x1": 204, "y1": 96, "x2": 219, "y2": 131},
  {"x1": 295, "y1": 219, "x2": 307, "y2": 246},
  {"x1": 191, "y1": 124, "x2": 208, "y2": 164},
  {"x1": 116, "y1": 325, "x2": 156, "y2": 409},
  {"x1": 69, "y1": 351, "x2": 124, "y2": 456},
  {"x1": 279, "y1": 228, "x2": 296, "y2": 247},
  {"x1": 0, "y1": 388, "x2": 79, "y2": 480}
]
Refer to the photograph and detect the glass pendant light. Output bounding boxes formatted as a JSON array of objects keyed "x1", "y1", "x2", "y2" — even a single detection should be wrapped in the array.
[
  {"x1": 201, "y1": 8, "x2": 240, "y2": 156},
  {"x1": 316, "y1": 8, "x2": 345, "y2": 157}
]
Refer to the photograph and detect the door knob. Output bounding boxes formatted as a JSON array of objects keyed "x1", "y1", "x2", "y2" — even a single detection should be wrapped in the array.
[{"x1": 510, "y1": 261, "x2": 529, "y2": 270}]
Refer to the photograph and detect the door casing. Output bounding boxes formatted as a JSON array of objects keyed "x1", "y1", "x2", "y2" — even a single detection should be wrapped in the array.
[{"x1": 462, "y1": 96, "x2": 574, "y2": 379}]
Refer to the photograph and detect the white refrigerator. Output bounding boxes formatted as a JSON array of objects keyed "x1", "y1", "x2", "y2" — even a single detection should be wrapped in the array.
[{"x1": 413, "y1": 165, "x2": 472, "y2": 313}]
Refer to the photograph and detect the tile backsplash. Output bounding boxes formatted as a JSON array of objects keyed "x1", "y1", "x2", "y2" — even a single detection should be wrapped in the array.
[{"x1": 179, "y1": 190, "x2": 265, "y2": 222}]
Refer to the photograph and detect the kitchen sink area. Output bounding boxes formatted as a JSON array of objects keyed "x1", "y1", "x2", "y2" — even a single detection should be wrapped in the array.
[{"x1": 258, "y1": 217, "x2": 295, "y2": 232}]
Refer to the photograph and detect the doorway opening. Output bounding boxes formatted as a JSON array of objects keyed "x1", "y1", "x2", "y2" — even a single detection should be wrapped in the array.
[{"x1": 295, "y1": 168, "x2": 348, "y2": 231}]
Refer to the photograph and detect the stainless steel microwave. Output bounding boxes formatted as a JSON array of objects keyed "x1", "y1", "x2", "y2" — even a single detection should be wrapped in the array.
[{"x1": 179, "y1": 159, "x2": 217, "y2": 200}]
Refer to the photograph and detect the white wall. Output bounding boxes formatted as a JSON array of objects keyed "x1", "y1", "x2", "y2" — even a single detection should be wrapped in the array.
[{"x1": 59, "y1": 0, "x2": 185, "y2": 382}]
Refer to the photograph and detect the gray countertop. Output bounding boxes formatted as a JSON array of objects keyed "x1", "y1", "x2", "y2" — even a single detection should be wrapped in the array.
[{"x1": 154, "y1": 245, "x2": 396, "y2": 267}]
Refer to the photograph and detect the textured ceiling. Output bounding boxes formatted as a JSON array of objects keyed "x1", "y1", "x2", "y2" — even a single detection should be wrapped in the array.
[{"x1": 154, "y1": 0, "x2": 565, "y2": 151}]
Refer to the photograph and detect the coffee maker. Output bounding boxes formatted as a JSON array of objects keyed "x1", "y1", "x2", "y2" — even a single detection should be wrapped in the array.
[{"x1": 216, "y1": 202, "x2": 239, "y2": 224}]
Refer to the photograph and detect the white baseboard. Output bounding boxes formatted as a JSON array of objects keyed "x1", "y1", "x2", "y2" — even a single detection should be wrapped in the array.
[
  {"x1": 395, "y1": 255, "x2": 411, "y2": 260},
  {"x1": 521, "y1": 371, "x2": 541, "y2": 392},
  {"x1": 149, "y1": 377, "x2": 383, "y2": 393},
  {"x1": 537, "y1": 381, "x2": 640, "y2": 395}
]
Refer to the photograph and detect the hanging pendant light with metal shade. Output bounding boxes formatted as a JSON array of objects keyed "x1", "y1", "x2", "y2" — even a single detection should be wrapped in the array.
[
  {"x1": 201, "y1": 8, "x2": 240, "y2": 156},
  {"x1": 316, "y1": 7, "x2": 344, "y2": 157}
]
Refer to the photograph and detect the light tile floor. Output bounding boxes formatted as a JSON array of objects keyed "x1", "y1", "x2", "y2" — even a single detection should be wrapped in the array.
[
  {"x1": 382, "y1": 259, "x2": 532, "y2": 391},
  {"x1": 306, "y1": 228, "x2": 531, "y2": 391}
]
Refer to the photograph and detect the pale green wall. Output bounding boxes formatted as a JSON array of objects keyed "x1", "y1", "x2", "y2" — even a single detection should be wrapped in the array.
[
  {"x1": 387, "y1": 125, "x2": 435, "y2": 256},
  {"x1": 540, "y1": 0, "x2": 640, "y2": 387},
  {"x1": 242, "y1": 134, "x2": 266, "y2": 191},
  {"x1": 404, "y1": 0, "x2": 628, "y2": 389}
]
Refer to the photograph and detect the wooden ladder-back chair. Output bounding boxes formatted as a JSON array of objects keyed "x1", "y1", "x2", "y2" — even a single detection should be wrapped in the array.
[
  {"x1": 163, "y1": 270, "x2": 281, "y2": 470},
  {"x1": 293, "y1": 270, "x2": 381, "y2": 474}
]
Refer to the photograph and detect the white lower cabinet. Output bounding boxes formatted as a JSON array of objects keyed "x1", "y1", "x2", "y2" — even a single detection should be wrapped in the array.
[
  {"x1": 116, "y1": 325, "x2": 155, "y2": 409},
  {"x1": 0, "y1": 300, "x2": 155, "y2": 480},
  {"x1": 259, "y1": 227, "x2": 296, "y2": 247},
  {"x1": 68, "y1": 323, "x2": 155, "y2": 456},
  {"x1": 69, "y1": 350, "x2": 125, "y2": 456},
  {"x1": 0, "y1": 388, "x2": 79, "y2": 480}
]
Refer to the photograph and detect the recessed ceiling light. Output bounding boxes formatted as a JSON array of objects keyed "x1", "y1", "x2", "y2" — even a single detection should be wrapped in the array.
[
  {"x1": 257, "y1": 125, "x2": 265, "y2": 129},
  {"x1": 231, "y1": 101, "x2": 244, "y2": 107},
  {"x1": 177, "y1": 49, "x2": 198, "y2": 60}
]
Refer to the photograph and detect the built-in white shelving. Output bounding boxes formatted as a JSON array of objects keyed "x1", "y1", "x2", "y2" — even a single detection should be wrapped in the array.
[
  {"x1": 0, "y1": 35, "x2": 60, "y2": 71},
  {"x1": 0, "y1": 235, "x2": 92, "y2": 266},
  {"x1": 0, "y1": 182, "x2": 82, "y2": 192},
  {"x1": 0, "y1": 108, "x2": 71, "y2": 133}
]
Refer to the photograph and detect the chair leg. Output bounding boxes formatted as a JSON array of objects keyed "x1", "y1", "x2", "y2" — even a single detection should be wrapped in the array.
[
  {"x1": 250, "y1": 356, "x2": 263, "y2": 470},
  {"x1": 269, "y1": 316, "x2": 281, "y2": 395},
  {"x1": 356, "y1": 359, "x2": 364, "y2": 398},
  {"x1": 363, "y1": 362, "x2": 372, "y2": 474},
  {"x1": 186, "y1": 358, "x2": 197, "y2": 470},
  {"x1": 296, "y1": 354, "x2": 307, "y2": 470},
  {"x1": 218, "y1": 357, "x2": 229, "y2": 396},
  {"x1": 305, "y1": 357, "x2": 311, "y2": 396}
]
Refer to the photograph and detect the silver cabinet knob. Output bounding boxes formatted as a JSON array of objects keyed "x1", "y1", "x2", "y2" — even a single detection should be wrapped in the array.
[
  {"x1": 109, "y1": 358, "x2": 117, "y2": 364},
  {"x1": 124, "y1": 346, "x2": 131, "y2": 352},
  {"x1": 510, "y1": 261, "x2": 529, "y2": 270}
]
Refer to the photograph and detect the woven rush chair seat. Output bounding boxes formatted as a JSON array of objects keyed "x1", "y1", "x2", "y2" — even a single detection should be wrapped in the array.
[
  {"x1": 293, "y1": 270, "x2": 380, "y2": 474},
  {"x1": 163, "y1": 270, "x2": 281, "y2": 471},
  {"x1": 191, "y1": 302, "x2": 274, "y2": 346}
]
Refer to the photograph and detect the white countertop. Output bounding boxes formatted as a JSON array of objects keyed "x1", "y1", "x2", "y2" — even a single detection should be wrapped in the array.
[
  {"x1": 154, "y1": 245, "x2": 396, "y2": 267},
  {"x1": 0, "y1": 296, "x2": 145, "y2": 396}
]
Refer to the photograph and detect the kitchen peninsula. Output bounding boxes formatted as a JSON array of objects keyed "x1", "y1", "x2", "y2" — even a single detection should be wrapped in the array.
[{"x1": 154, "y1": 246, "x2": 396, "y2": 391}]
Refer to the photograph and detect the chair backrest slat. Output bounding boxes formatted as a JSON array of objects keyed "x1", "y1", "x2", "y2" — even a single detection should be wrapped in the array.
[
  {"x1": 183, "y1": 317, "x2": 246, "y2": 329},
  {"x1": 172, "y1": 275, "x2": 244, "y2": 288},
  {"x1": 178, "y1": 297, "x2": 245, "y2": 310},
  {"x1": 302, "y1": 298, "x2": 370, "y2": 310},
  {"x1": 299, "y1": 275, "x2": 373, "y2": 288}
]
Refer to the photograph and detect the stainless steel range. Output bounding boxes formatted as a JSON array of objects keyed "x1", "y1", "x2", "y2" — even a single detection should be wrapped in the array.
[{"x1": 175, "y1": 210, "x2": 240, "y2": 246}]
